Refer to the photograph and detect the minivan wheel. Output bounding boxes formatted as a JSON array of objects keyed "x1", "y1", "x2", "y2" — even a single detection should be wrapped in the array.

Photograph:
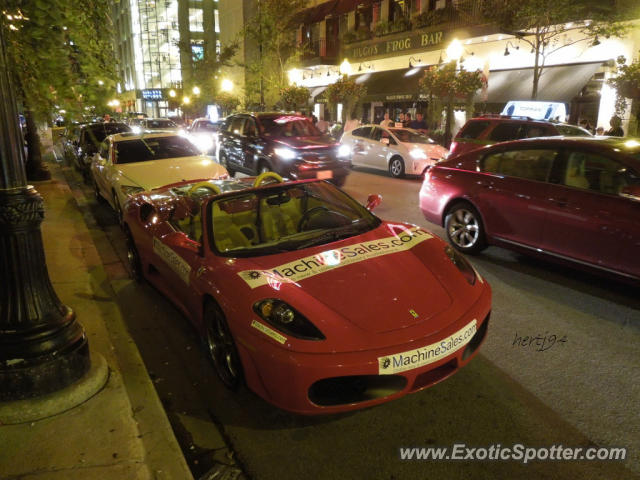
[
  {"x1": 389, "y1": 156, "x2": 405, "y2": 178},
  {"x1": 444, "y1": 202, "x2": 487, "y2": 254}
]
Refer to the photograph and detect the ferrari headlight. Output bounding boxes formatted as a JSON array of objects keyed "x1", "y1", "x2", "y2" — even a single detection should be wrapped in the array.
[
  {"x1": 337, "y1": 144, "x2": 351, "y2": 158},
  {"x1": 253, "y1": 299, "x2": 325, "y2": 340},
  {"x1": 410, "y1": 148, "x2": 427, "y2": 160},
  {"x1": 444, "y1": 245, "x2": 476, "y2": 285},
  {"x1": 274, "y1": 147, "x2": 297, "y2": 160},
  {"x1": 120, "y1": 185, "x2": 145, "y2": 196}
]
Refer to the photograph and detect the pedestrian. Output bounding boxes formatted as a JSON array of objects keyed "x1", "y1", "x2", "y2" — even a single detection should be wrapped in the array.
[
  {"x1": 316, "y1": 116, "x2": 330, "y2": 134},
  {"x1": 397, "y1": 112, "x2": 405, "y2": 127},
  {"x1": 380, "y1": 112, "x2": 393, "y2": 128},
  {"x1": 604, "y1": 115, "x2": 624, "y2": 136},
  {"x1": 408, "y1": 112, "x2": 428, "y2": 133},
  {"x1": 596, "y1": 126, "x2": 605, "y2": 135},
  {"x1": 103, "y1": 113, "x2": 112, "y2": 123},
  {"x1": 403, "y1": 113, "x2": 412, "y2": 128},
  {"x1": 311, "y1": 114, "x2": 318, "y2": 125}
]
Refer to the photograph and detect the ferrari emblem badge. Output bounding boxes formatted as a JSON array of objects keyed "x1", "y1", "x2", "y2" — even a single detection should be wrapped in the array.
[{"x1": 409, "y1": 309, "x2": 419, "y2": 319}]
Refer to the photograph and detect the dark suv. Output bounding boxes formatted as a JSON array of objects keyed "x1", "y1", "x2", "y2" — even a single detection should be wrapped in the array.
[
  {"x1": 217, "y1": 113, "x2": 350, "y2": 186},
  {"x1": 449, "y1": 115, "x2": 591, "y2": 158}
]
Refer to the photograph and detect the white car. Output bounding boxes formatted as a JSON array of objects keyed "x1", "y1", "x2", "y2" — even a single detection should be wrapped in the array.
[
  {"x1": 91, "y1": 132, "x2": 228, "y2": 222},
  {"x1": 130, "y1": 118, "x2": 180, "y2": 134},
  {"x1": 340, "y1": 125, "x2": 449, "y2": 178},
  {"x1": 187, "y1": 117, "x2": 220, "y2": 154}
]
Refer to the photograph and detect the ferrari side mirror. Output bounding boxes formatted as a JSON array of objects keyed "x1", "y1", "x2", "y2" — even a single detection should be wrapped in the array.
[{"x1": 366, "y1": 194, "x2": 382, "y2": 211}]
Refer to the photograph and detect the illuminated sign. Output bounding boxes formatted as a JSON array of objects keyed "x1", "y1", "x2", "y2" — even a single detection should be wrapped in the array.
[
  {"x1": 348, "y1": 31, "x2": 445, "y2": 60},
  {"x1": 142, "y1": 89, "x2": 163, "y2": 100}
]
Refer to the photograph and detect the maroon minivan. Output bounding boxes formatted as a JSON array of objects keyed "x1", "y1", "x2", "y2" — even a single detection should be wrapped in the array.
[{"x1": 419, "y1": 136, "x2": 640, "y2": 282}]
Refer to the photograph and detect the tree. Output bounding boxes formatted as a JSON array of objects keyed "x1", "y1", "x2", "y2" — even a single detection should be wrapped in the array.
[
  {"x1": 608, "y1": 54, "x2": 640, "y2": 135},
  {"x1": 243, "y1": 0, "x2": 307, "y2": 109},
  {"x1": 463, "y1": 0, "x2": 631, "y2": 99},
  {"x1": 177, "y1": 40, "x2": 238, "y2": 118},
  {"x1": 419, "y1": 62, "x2": 486, "y2": 146},
  {"x1": 2, "y1": 1, "x2": 117, "y2": 180},
  {"x1": 215, "y1": 92, "x2": 241, "y2": 116},
  {"x1": 325, "y1": 75, "x2": 367, "y2": 124},
  {"x1": 279, "y1": 85, "x2": 310, "y2": 111}
]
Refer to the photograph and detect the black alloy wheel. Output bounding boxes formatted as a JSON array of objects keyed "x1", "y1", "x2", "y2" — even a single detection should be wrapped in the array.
[
  {"x1": 204, "y1": 301, "x2": 243, "y2": 390},
  {"x1": 125, "y1": 228, "x2": 143, "y2": 282},
  {"x1": 444, "y1": 202, "x2": 487, "y2": 254}
]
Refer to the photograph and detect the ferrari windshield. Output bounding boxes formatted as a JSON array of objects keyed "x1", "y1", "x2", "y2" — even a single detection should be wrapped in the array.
[
  {"x1": 390, "y1": 129, "x2": 435, "y2": 144},
  {"x1": 114, "y1": 136, "x2": 200, "y2": 164},
  {"x1": 209, "y1": 181, "x2": 380, "y2": 256}
]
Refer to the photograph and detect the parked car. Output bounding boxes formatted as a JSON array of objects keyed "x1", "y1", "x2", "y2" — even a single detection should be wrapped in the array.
[
  {"x1": 74, "y1": 122, "x2": 131, "y2": 180},
  {"x1": 217, "y1": 113, "x2": 350, "y2": 186},
  {"x1": 340, "y1": 125, "x2": 449, "y2": 178},
  {"x1": 59, "y1": 122, "x2": 84, "y2": 165},
  {"x1": 130, "y1": 118, "x2": 180, "y2": 134},
  {"x1": 187, "y1": 117, "x2": 220, "y2": 154},
  {"x1": 91, "y1": 132, "x2": 228, "y2": 222},
  {"x1": 122, "y1": 172, "x2": 491, "y2": 414},
  {"x1": 419, "y1": 136, "x2": 640, "y2": 282},
  {"x1": 449, "y1": 115, "x2": 591, "y2": 158}
]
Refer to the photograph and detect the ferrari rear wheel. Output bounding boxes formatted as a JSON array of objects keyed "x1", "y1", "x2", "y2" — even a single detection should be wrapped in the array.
[
  {"x1": 204, "y1": 301, "x2": 243, "y2": 390},
  {"x1": 124, "y1": 228, "x2": 143, "y2": 282},
  {"x1": 444, "y1": 202, "x2": 487, "y2": 254}
]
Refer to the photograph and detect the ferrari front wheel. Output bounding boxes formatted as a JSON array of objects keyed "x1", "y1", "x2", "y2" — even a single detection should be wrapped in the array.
[
  {"x1": 204, "y1": 301, "x2": 243, "y2": 390},
  {"x1": 124, "y1": 228, "x2": 143, "y2": 282}
]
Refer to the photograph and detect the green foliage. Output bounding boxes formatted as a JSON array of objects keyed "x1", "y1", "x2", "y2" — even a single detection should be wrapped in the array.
[
  {"x1": 279, "y1": 85, "x2": 310, "y2": 111},
  {"x1": 243, "y1": 0, "x2": 307, "y2": 109},
  {"x1": 414, "y1": 5, "x2": 459, "y2": 28},
  {"x1": 419, "y1": 62, "x2": 486, "y2": 138},
  {"x1": 177, "y1": 40, "x2": 239, "y2": 117},
  {"x1": 325, "y1": 75, "x2": 367, "y2": 122},
  {"x1": 215, "y1": 92, "x2": 241, "y2": 116},
  {"x1": 608, "y1": 54, "x2": 640, "y2": 116},
  {"x1": 2, "y1": 0, "x2": 117, "y2": 121},
  {"x1": 373, "y1": 17, "x2": 412, "y2": 37}
]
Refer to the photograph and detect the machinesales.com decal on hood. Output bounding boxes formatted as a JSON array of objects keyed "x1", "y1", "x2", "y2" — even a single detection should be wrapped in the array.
[{"x1": 238, "y1": 226, "x2": 433, "y2": 289}]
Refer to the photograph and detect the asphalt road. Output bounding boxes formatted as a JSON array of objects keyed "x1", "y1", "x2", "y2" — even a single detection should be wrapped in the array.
[{"x1": 63, "y1": 162, "x2": 640, "y2": 480}]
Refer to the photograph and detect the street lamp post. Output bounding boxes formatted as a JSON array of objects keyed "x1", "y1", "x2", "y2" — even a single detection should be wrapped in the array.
[{"x1": 0, "y1": 23, "x2": 90, "y2": 400}]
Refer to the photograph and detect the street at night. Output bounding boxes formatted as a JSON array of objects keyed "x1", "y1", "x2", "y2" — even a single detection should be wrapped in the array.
[{"x1": 56, "y1": 160, "x2": 640, "y2": 479}]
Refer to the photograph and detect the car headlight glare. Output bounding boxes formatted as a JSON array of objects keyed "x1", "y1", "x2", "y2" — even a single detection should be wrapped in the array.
[
  {"x1": 274, "y1": 147, "x2": 297, "y2": 160},
  {"x1": 120, "y1": 185, "x2": 145, "y2": 196},
  {"x1": 444, "y1": 245, "x2": 476, "y2": 285},
  {"x1": 337, "y1": 144, "x2": 351, "y2": 158},
  {"x1": 131, "y1": 126, "x2": 142, "y2": 134},
  {"x1": 410, "y1": 148, "x2": 427, "y2": 160},
  {"x1": 253, "y1": 299, "x2": 325, "y2": 340}
]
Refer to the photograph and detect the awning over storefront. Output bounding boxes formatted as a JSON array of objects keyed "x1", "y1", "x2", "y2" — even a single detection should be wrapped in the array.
[
  {"x1": 314, "y1": 67, "x2": 428, "y2": 104},
  {"x1": 479, "y1": 62, "x2": 603, "y2": 103}
]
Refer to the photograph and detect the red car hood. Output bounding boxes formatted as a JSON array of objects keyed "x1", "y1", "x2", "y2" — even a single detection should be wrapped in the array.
[{"x1": 237, "y1": 226, "x2": 454, "y2": 335}]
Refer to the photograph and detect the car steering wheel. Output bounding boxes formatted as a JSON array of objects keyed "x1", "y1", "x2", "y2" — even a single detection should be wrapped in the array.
[
  {"x1": 187, "y1": 181, "x2": 221, "y2": 196},
  {"x1": 253, "y1": 171, "x2": 283, "y2": 187},
  {"x1": 298, "y1": 206, "x2": 350, "y2": 231}
]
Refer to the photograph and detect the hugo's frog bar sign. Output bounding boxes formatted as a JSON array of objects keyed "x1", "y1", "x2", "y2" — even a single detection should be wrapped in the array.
[{"x1": 349, "y1": 31, "x2": 444, "y2": 60}]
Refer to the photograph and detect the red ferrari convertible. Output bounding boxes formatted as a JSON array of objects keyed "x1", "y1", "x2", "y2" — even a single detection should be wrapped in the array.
[{"x1": 122, "y1": 172, "x2": 491, "y2": 414}]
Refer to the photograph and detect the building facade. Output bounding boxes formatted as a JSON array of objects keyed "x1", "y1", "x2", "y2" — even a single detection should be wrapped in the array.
[
  {"x1": 289, "y1": 0, "x2": 640, "y2": 134},
  {"x1": 112, "y1": 0, "x2": 221, "y2": 118}
]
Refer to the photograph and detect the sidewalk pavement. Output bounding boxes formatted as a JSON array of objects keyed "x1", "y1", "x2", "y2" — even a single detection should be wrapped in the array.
[{"x1": 0, "y1": 150, "x2": 194, "y2": 478}]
